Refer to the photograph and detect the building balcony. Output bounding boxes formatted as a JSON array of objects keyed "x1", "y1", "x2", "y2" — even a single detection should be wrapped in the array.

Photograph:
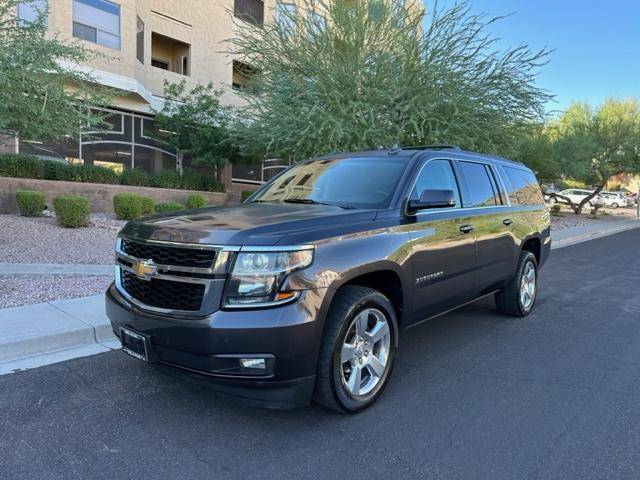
[{"x1": 151, "y1": 32, "x2": 190, "y2": 76}]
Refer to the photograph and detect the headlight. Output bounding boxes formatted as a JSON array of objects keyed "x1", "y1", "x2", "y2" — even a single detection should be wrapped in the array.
[{"x1": 223, "y1": 247, "x2": 314, "y2": 308}]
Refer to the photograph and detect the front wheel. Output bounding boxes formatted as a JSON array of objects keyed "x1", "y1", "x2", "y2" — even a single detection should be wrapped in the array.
[
  {"x1": 314, "y1": 286, "x2": 397, "y2": 413},
  {"x1": 496, "y1": 251, "x2": 538, "y2": 317}
]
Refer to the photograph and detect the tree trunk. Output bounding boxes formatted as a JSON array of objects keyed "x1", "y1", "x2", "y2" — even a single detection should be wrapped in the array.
[
  {"x1": 176, "y1": 152, "x2": 184, "y2": 175},
  {"x1": 575, "y1": 181, "x2": 607, "y2": 214}
]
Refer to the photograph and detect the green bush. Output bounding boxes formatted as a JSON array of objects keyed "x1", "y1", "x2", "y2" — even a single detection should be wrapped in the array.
[
  {"x1": 70, "y1": 164, "x2": 119, "y2": 184},
  {"x1": 0, "y1": 154, "x2": 45, "y2": 179},
  {"x1": 42, "y1": 161, "x2": 74, "y2": 181},
  {"x1": 113, "y1": 193, "x2": 146, "y2": 220},
  {"x1": 53, "y1": 195, "x2": 90, "y2": 228},
  {"x1": 155, "y1": 201, "x2": 185, "y2": 213},
  {"x1": 121, "y1": 168, "x2": 150, "y2": 186},
  {"x1": 16, "y1": 190, "x2": 44, "y2": 217},
  {"x1": 550, "y1": 203, "x2": 562, "y2": 216},
  {"x1": 241, "y1": 190, "x2": 254, "y2": 202},
  {"x1": 141, "y1": 196, "x2": 155, "y2": 215},
  {"x1": 181, "y1": 169, "x2": 222, "y2": 192},
  {"x1": 185, "y1": 194, "x2": 206, "y2": 209},
  {"x1": 150, "y1": 169, "x2": 182, "y2": 189}
]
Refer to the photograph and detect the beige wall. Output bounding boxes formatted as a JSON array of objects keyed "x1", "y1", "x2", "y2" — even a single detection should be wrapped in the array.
[
  {"x1": 0, "y1": 176, "x2": 229, "y2": 213},
  {"x1": 45, "y1": 0, "x2": 284, "y2": 112}
]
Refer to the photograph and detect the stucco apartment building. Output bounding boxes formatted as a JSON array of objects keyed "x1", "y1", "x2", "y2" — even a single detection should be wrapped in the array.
[{"x1": 10, "y1": 0, "x2": 418, "y2": 186}]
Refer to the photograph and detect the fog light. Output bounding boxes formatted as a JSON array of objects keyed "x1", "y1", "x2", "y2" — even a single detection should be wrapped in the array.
[{"x1": 239, "y1": 358, "x2": 266, "y2": 369}]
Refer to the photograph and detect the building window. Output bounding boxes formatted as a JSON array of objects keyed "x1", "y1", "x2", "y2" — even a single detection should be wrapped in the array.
[
  {"x1": 17, "y1": 0, "x2": 46, "y2": 24},
  {"x1": 308, "y1": 11, "x2": 326, "y2": 36},
  {"x1": 151, "y1": 59, "x2": 169, "y2": 70},
  {"x1": 151, "y1": 32, "x2": 190, "y2": 76},
  {"x1": 276, "y1": 2, "x2": 296, "y2": 32},
  {"x1": 232, "y1": 60, "x2": 257, "y2": 92},
  {"x1": 72, "y1": 0, "x2": 121, "y2": 50},
  {"x1": 234, "y1": 0, "x2": 264, "y2": 26},
  {"x1": 368, "y1": 1, "x2": 384, "y2": 21},
  {"x1": 136, "y1": 16, "x2": 144, "y2": 64}
]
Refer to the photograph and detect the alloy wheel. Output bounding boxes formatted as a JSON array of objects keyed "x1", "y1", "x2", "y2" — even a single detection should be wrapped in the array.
[
  {"x1": 520, "y1": 261, "x2": 537, "y2": 310},
  {"x1": 340, "y1": 308, "x2": 391, "y2": 397}
]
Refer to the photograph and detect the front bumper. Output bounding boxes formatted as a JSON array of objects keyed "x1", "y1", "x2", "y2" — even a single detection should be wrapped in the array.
[{"x1": 106, "y1": 283, "x2": 328, "y2": 408}]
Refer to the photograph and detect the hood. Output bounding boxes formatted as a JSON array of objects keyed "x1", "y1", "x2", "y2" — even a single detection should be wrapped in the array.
[{"x1": 119, "y1": 202, "x2": 378, "y2": 246}]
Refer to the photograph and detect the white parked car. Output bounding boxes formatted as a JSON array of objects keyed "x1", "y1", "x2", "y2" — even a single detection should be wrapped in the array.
[
  {"x1": 600, "y1": 192, "x2": 628, "y2": 208},
  {"x1": 549, "y1": 189, "x2": 604, "y2": 207}
]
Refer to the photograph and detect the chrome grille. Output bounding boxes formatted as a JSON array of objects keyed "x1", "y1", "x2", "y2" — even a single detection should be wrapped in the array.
[
  {"x1": 120, "y1": 239, "x2": 217, "y2": 269},
  {"x1": 114, "y1": 237, "x2": 229, "y2": 316},
  {"x1": 120, "y1": 270, "x2": 204, "y2": 311}
]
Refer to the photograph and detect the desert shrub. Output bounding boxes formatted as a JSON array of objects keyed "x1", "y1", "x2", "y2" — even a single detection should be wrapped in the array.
[
  {"x1": 141, "y1": 196, "x2": 155, "y2": 215},
  {"x1": 113, "y1": 193, "x2": 146, "y2": 220},
  {"x1": 550, "y1": 203, "x2": 562, "y2": 216},
  {"x1": 241, "y1": 190, "x2": 254, "y2": 202},
  {"x1": 53, "y1": 195, "x2": 90, "y2": 228},
  {"x1": 155, "y1": 201, "x2": 185, "y2": 213},
  {"x1": 185, "y1": 194, "x2": 206, "y2": 209},
  {"x1": 0, "y1": 154, "x2": 45, "y2": 179},
  {"x1": 607, "y1": 182, "x2": 622, "y2": 192},
  {"x1": 121, "y1": 168, "x2": 150, "y2": 186},
  {"x1": 16, "y1": 190, "x2": 44, "y2": 217},
  {"x1": 561, "y1": 179, "x2": 587, "y2": 190}
]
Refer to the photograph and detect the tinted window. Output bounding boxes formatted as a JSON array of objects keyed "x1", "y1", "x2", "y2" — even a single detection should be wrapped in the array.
[
  {"x1": 458, "y1": 161, "x2": 498, "y2": 207},
  {"x1": 504, "y1": 167, "x2": 544, "y2": 206},
  {"x1": 253, "y1": 157, "x2": 408, "y2": 209},
  {"x1": 411, "y1": 160, "x2": 461, "y2": 208}
]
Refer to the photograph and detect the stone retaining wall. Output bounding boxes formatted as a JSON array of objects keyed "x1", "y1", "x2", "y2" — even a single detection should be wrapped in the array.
[{"x1": 0, "y1": 176, "x2": 229, "y2": 214}]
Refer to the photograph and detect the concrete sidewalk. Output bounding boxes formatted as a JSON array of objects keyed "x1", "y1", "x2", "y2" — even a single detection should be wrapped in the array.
[
  {"x1": 0, "y1": 263, "x2": 113, "y2": 276},
  {"x1": 0, "y1": 216, "x2": 638, "y2": 375},
  {"x1": 551, "y1": 216, "x2": 640, "y2": 249},
  {"x1": 0, "y1": 295, "x2": 119, "y2": 375}
]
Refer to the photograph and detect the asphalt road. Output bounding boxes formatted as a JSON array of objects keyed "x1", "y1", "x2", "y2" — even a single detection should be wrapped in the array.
[{"x1": 2, "y1": 229, "x2": 640, "y2": 480}]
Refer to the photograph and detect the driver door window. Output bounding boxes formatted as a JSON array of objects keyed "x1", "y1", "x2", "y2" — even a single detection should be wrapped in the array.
[{"x1": 411, "y1": 159, "x2": 461, "y2": 208}]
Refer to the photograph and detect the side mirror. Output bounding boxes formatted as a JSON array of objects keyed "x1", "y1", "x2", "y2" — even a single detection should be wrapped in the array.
[{"x1": 408, "y1": 189, "x2": 456, "y2": 212}]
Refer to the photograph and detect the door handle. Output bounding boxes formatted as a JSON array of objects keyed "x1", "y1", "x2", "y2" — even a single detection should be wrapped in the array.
[
  {"x1": 503, "y1": 218, "x2": 513, "y2": 226},
  {"x1": 459, "y1": 224, "x2": 474, "y2": 234}
]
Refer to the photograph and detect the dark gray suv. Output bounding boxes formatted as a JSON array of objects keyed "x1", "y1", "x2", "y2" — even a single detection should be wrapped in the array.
[{"x1": 106, "y1": 146, "x2": 550, "y2": 412}]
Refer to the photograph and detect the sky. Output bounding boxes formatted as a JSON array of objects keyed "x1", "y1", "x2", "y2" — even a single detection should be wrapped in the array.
[{"x1": 429, "y1": 0, "x2": 640, "y2": 114}]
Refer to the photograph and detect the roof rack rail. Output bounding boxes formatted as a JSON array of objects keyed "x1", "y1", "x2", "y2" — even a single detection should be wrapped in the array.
[{"x1": 401, "y1": 144, "x2": 460, "y2": 150}]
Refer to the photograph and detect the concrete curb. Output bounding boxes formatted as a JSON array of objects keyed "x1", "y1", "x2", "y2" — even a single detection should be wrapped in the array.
[
  {"x1": 0, "y1": 295, "x2": 119, "y2": 376},
  {"x1": 0, "y1": 263, "x2": 113, "y2": 276},
  {"x1": 551, "y1": 220, "x2": 640, "y2": 250}
]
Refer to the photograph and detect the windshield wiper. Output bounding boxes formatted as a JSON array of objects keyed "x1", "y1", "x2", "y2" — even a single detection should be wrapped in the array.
[{"x1": 282, "y1": 199, "x2": 356, "y2": 209}]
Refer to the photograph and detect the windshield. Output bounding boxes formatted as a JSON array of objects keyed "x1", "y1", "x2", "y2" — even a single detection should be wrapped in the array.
[{"x1": 251, "y1": 157, "x2": 408, "y2": 209}]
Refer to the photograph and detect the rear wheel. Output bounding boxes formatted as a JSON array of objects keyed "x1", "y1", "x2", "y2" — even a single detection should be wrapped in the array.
[
  {"x1": 496, "y1": 251, "x2": 538, "y2": 317},
  {"x1": 314, "y1": 286, "x2": 397, "y2": 413}
]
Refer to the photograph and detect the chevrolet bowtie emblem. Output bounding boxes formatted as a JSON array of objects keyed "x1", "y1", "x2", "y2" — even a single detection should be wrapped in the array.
[{"x1": 132, "y1": 259, "x2": 157, "y2": 280}]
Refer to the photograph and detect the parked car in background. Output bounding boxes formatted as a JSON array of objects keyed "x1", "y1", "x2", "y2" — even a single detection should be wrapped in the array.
[
  {"x1": 600, "y1": 192, "x2": 629, "y2": 208},
  {"x1": 548, "y1": 189, "x2": 604, "y2": 207}
]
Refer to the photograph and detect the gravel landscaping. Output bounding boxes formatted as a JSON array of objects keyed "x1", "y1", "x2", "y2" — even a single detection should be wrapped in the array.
[
  {"x1": 0, "y1": 275, "x2": 112, "y2": 308},
  {"x1": 551, "y1": 206, "x2": 638, "y2": 231},
  {"x1": 0, "y1": 214, "x2": 125, "y2": 264}
]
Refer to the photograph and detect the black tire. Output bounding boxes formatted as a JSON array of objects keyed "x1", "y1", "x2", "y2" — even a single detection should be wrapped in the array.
[
  {"x1": 313, "y1": 285, "x2": 398, "y2": 413},
  {"x1": 495, "y1": 251, "x2": 538, "y2": 317}
]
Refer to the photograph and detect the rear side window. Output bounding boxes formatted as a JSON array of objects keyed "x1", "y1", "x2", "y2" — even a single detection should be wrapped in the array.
[
  {"x1": 503, "y1": 167, "x2": 544, "y2": 206},
  {"x1": 457, "y1": 161, "x2": 499, "y2": 207}
]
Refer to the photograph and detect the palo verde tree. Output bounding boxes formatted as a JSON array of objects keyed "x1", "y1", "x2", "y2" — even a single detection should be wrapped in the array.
[
  {"x1": 153, "y1": 80, "x2": 238, "y2": 183},
  {"x1": 550, "y1": 99, "x2": 640, "y2": 213},
  {"x1": 0, "y1": 0, "x2": 111, "y2": 143},
  {"x1": 229, "y1": 0, "x2": 552, "y2": 160}
]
